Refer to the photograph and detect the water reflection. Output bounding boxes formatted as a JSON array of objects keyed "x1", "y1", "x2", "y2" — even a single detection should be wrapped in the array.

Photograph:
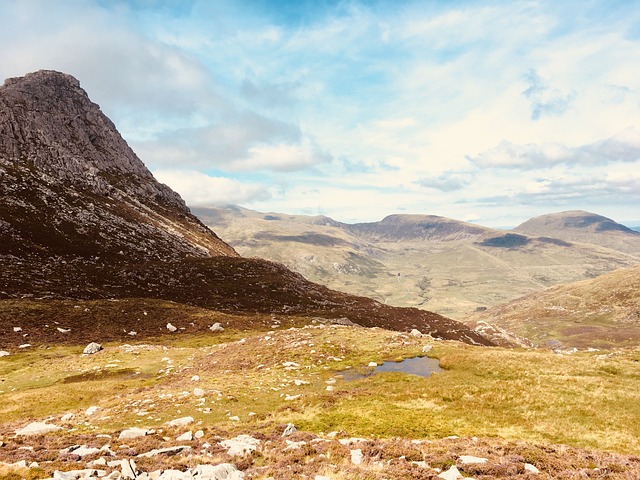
[{"x1": 338, "y1": 356, "x2": 443, "y2": 381}]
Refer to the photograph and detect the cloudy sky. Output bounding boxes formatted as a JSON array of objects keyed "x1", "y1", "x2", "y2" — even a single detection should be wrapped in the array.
[{"x1": 2, "y1": 0, "x2": 639, "y2": 227}]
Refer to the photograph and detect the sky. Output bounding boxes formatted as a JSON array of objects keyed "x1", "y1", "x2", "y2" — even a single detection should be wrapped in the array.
[{"x1": 1, "y1": 0, "x2": 639, "y2": 227}]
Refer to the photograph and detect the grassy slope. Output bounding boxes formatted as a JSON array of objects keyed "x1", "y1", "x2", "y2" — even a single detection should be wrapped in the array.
[{"x1": 2, "y1": 320, "x2": 639, "y2": 458}]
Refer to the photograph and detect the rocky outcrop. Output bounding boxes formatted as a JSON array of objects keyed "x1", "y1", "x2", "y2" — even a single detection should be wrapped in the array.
[{"x1": 0, "y1": 70, "x2": 236, "y2": 260}]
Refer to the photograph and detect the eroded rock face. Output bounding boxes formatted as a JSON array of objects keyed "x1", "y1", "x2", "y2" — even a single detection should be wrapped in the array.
[{"x1": 0, "y1": 70, "x2": 237, "y2": 262}]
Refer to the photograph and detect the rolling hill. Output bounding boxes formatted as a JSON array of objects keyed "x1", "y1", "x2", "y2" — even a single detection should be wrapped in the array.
[{"x1": 195, "y1": 206, "x2": 640, "y2": 319}]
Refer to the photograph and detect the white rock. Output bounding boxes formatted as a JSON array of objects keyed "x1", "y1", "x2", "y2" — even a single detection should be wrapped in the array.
[
  {"x1": 13, "y1": 327, "x2": 22, "y2": 332},
  {"x1": 438, "y1": 465, "x2": 463, "y2": 480},
  {"x1": 459, "y1": 455, "x2": 488, "y2": 464},
  {"x1": 166, "y1": 416, "x2": 194, "y2": 427},
  {"x1": 191, "y1": 375, "x2": 200, "y2": 382},
  {"x1": 120, "y1": 459, "x2": 137, "y2": 479},
  {"x1": 19, "y1": 344, "x2": 32, "y2": 349},
  {"x1": 284, "y1": 394, "x2": 301, "y2": 401},
  {"x1": 524, "y1": 463, "x2": 541, "y2": 474},
  {"x1": 220, "y1": 435, "x2": 260, "y2": 456},
  {"x1": 350, "y1": 449, "x2": 363, "y2": 465},
  {"x1": 15, "y1": 422, "x2": 62, "y2": 436},
  {"x1": 229, "y1": 416, "x2": 240, "y2": 422},
  {"x1": 70, "y1": 445, "x2": 101, "y2": 457},
  {"x1": 176, "y1": 431, "x2": 193, "y2": 441},
  {"x1": 284, "y1": 440, "x2": 306, "y2": 450},
  {"x1": 410, "y1": 329, "x2": 423, "y2": 338},
  {"x1": 294, "y1": 379, "x2": 309, "y2": 386},
  {"x1": 422, "y1": 345, "x2": 433, "y2": 353},
  {"x1": 57, "y1": 327, "x2": 71, "y2": 333},
  {"x1": 193, "y1": 388, "x2": 205, "y2": 397},
  {"x1": 137, "y1": 446, "x2": 191, "y2": 458},
  {"x1": 191, "y1": 463, "x2": 244, "y2": 479},
  {"x1": 0, "y1": 351, "x2": 9, "y2": 357},
  {"x1": 61, "y1": 413, "x2": 75, "y2": 422},
  {"x1": 209, "y1": 323, "x2": 224, "y2": 332},
  {"x1": 118, "y1": 427, "x2": 149, "y2": 440},
  {"x1": 85, "y1": 406, "x2": 101, "y2": 416},
  {"x1": 83, "y1": 343, "x2": 103, "y2": 355},
  {"x1": 368, "y1": 362, "x2": 377, "y2": 367},
  {"x1": 166, "y1": 323, "x2": 177, "y2": 332},
  {"x1": 326, "y1": 385, "x2": 334, "y2": 391},
  {"x1": 282, "y1": 423, "x2": 297, "y2": 437},
  {"x1": 315, "y1": 477, "x2": 333, "y2": 480},
  {"x1": 194, "y1": 430, "x2": 204, "y2": 439}
]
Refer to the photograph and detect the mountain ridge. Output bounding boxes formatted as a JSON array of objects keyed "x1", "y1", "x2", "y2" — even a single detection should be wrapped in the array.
[{"x1": 0, "y1": 70, "x2": 490, "y2": 347}]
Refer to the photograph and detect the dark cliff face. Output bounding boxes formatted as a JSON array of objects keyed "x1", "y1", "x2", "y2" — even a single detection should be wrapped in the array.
[{"x1": 0, "y1": 70, "x2": 237, "y2": 260}]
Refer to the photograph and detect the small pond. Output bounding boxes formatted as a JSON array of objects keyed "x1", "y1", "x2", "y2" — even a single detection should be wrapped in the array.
[{"x1": 338, "y1": 356, "x2": 443, "y2": 381}]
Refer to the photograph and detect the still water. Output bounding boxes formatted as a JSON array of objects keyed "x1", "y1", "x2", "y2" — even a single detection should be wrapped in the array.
[{"x1": 338, "y1": 356, "x2": 443, "y2": 381}]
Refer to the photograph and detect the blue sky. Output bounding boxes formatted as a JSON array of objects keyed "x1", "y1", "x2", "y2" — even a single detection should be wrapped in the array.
[{"x1": 1, "y1": 0, "x2": 639, "y2": 227}]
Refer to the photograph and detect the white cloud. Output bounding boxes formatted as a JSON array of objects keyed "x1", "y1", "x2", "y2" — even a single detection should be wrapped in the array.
[{"x1": 153, "y1": 170, "x2": 270, "y2": 206}]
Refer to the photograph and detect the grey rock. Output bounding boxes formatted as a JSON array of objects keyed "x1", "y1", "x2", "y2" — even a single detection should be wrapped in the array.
[
  {"x1": 458, "y1": 455, "x2": 487, "y2": 464},
  {"x1": 176, "y1": 431, "x2": 193, "y2": 441},
  {"x1": 120, "y1": 459, "x2": 137, "y2": 479},
  {"x1": 137, "y1": 446, "x2": 192, "y2": 458},
  {"x1": 118, "y1": 428, "x2": 150, "y2": 440},
  {"x1": 209, "y1": 323, "x2": 224, "y2": 332},
  {"x1": 83, "y1": 343, "x2": 103, "y2": 355},
  {"x1": 438, "y1": 465, "x2": 463, "y2": 480},
  {"x1": 524, "y1": 463, "x2": 541, "y2": 474},
  {"x1": 191, "y1": 463, "x2": 244, "y2": 479},
  {"x1": 166, "y1": 417, "x2": 194, "y2": 427},
  {"x1": 220, "y1": 435, "x2": 260, "y2": 456},
  {"x1": 0, "y1": 351, "x2": 9, "y2": 357},
  {"x1": 281, "y1": 423, "x2": 297, "y2": 437},
  {"x1": 15, "y1": 422, "x2": 62, "y2": 436}
]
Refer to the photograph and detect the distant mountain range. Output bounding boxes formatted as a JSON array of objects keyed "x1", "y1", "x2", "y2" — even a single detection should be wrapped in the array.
[
  {"x1": 195, "y1": 206, "x2": 640, "y2": 320},
  {"x1": 0, "y1": 70, "x2": 490, "y2": 347}
]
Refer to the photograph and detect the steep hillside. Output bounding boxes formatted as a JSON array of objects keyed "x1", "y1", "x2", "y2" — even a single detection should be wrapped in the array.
[
  {"x1": 197, "y1": 206, "x2": 640, "y2": 319},
  {"x1": 0, "y1": 70, "x2": 490, "y2": 347},
  {"x1": 513, "y1": 210, "x2": 640, "y2": 256},
  {"x1": 466, "y1": 264, "x2": 640, "y2": 349}
]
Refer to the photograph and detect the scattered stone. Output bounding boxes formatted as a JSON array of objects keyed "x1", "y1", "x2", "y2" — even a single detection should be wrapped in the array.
[
  {"x1": 315, "y1": 477, "x2": 333, "y2": 480},
  {"x1": 194, "y1": 430, "x2": 204, "y2": 439},
  {"x1": 15, "y1": 422, "x2": 62, "y2": 436},
  {"x1": 525, "y1": 463, "x2": 541, "y2": 474},
  {"x1": 57, "y1": 327, "x2": 71, "y2": 333},
  {"x1": 294, "y1": 379, "x2": 309, "y2": 386},
  {"x1": 410, "y1": 329, "x2": 423, "y2": 337},
  {"x1": 229, "y1": 416, "x2": 240, "y2": 422},
  {"x1": 70, "y1": 446, "x2": 102, "y2": 457},
  {"x1": 193, "y1": 388, "x2": 205, "y2": 397},
  {"x1": 459, "y1": 455, "x2": 488, "y2": 464},
  {"x1": 282, "y1": 423, "x2": 297, "y2": 437},
  {"x1": 120, "y1": 459, "x2": 137, "y2": 479},
  {"x1": 350, "y1": 449, "x2": 363, "y2": 465},
  {"x1": 284, "y1": 394, "x2": 301, "y2": 401},
  {"x1": 166, "y1": 323, "x2": 178, "y2": 332},
  {"x1": 83, "y1": 343, "x2": 103, "y2": 355},
  {"x1": 368, "y1": 362, "x2": 377, "y2": 367},
  {"x1": 176, "y1": 431, "x2": 193, "y2": 441},
  {"x1": 326, "y1": 385, "x2": 334, "y2": 392},
  {"x1": 438, "y1": 465, "x2": 463, "y2": 480},
  {"x1": 118, "y1": 427, "x2": 149, "y2": 440},
  {"x1": 285, "y1": 440, "x2": 306, "y2": 450},
  {"x1": 191, "y1": 464, "x2": 243, "y2": 480},
  {"x1": 0, "y1": 350, "x2": 9, "y2": 357},
  {"x1": 19, "y1": 344, "x2": 32, "y2": 349},
  {"x1": 191, "y1": 375, "x2": 200, "y2": 382},
  {"x1": 220, "y1": 435, "x2": 260, "y2": 456},
  {"x1": 422, "y1": 345, "x2": 433, "y2": 353},
  {"x1": 61, "y1": 413, "x2": 75, "y2": 422},
  {"x1": 339, "y1": 438, "x2": 367, "y2": 446},
  {"x1": 13, "y1": 327, "x2": 22, "y2": 332},
  {"x1": 209, "y1": 323, "x2": 224, "y2": 332},
  {"x1": 53, "y1": 469, "x2": 106, "y2": 480},
  {"x1": 137, "y1": 446, "x2": 192, "y2": 458},
  {"x1": 166, "y1": 417, "x2": 194, "y2": 427},
  {"x1": 85, "y1": 406, "x2": 101, "y2": 416}
]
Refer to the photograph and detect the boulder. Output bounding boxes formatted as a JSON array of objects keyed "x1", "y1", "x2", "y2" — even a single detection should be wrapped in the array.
[
  {"x1": 15, "y1": 422, "x2": 62, "y2": 436},
  {"x1": 411, "y1": 329, "x2": 423, "y2": 337},
  {"x1": 85, "y1": 406, "x2": 101, "y2": 416},
  {"x1": 438, "y1": 465, "x2": 463, "y2": 480},
  {"x1": 191, "y1": 463, "x2": 244, "y2": 479},
  {"x1": 166, "y1": 417, "x2": 194, "y2": 427},
  {"x1": 524, "y1": 463, "x2": 541, "y2": 474},
  {"x1": 220, "y1": 435, "x2": 260, "y2": 456},
  {"x1": 282, "y1": 423, "x2": 297, "y2": 437},
  {"x1": 120, "y1": 459, "x2": 137, "y2": 479},
  {"x1": 137, "y1": 446, "x2": 191, "y2": 458},
  {"x1": 176, "y1": 431, "x2": 193, "y2": 441},
  {"x1": 459, "y1": 455, "x2": 487, "y2": 464},
  {"x1": 350, "y1": 449, "x2": 363, "y2": 465},
  {"x1": 118, "y1": 427, "x2": 149, "y2": 440},
  {"x1": 166, "y1": 323, "x2": 178, "y2": 332},
  {"x1": 83, "y1": 343, "x2": 103, "y2": 355},
  {"x1": 0, "y1": 351, "x2": 9, "y2": 357},
  {"x1": 209, "y1": 323, "x2": 224, "y2": 332}
]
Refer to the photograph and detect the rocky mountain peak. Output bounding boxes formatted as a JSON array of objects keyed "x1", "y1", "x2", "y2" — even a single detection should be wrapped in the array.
[
  {"x1": 0, "y1": 69, "x2": 184, "y2": 209},
  {"x1": 0, "y1": 70, "x2": 236, "y2": 260}
]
